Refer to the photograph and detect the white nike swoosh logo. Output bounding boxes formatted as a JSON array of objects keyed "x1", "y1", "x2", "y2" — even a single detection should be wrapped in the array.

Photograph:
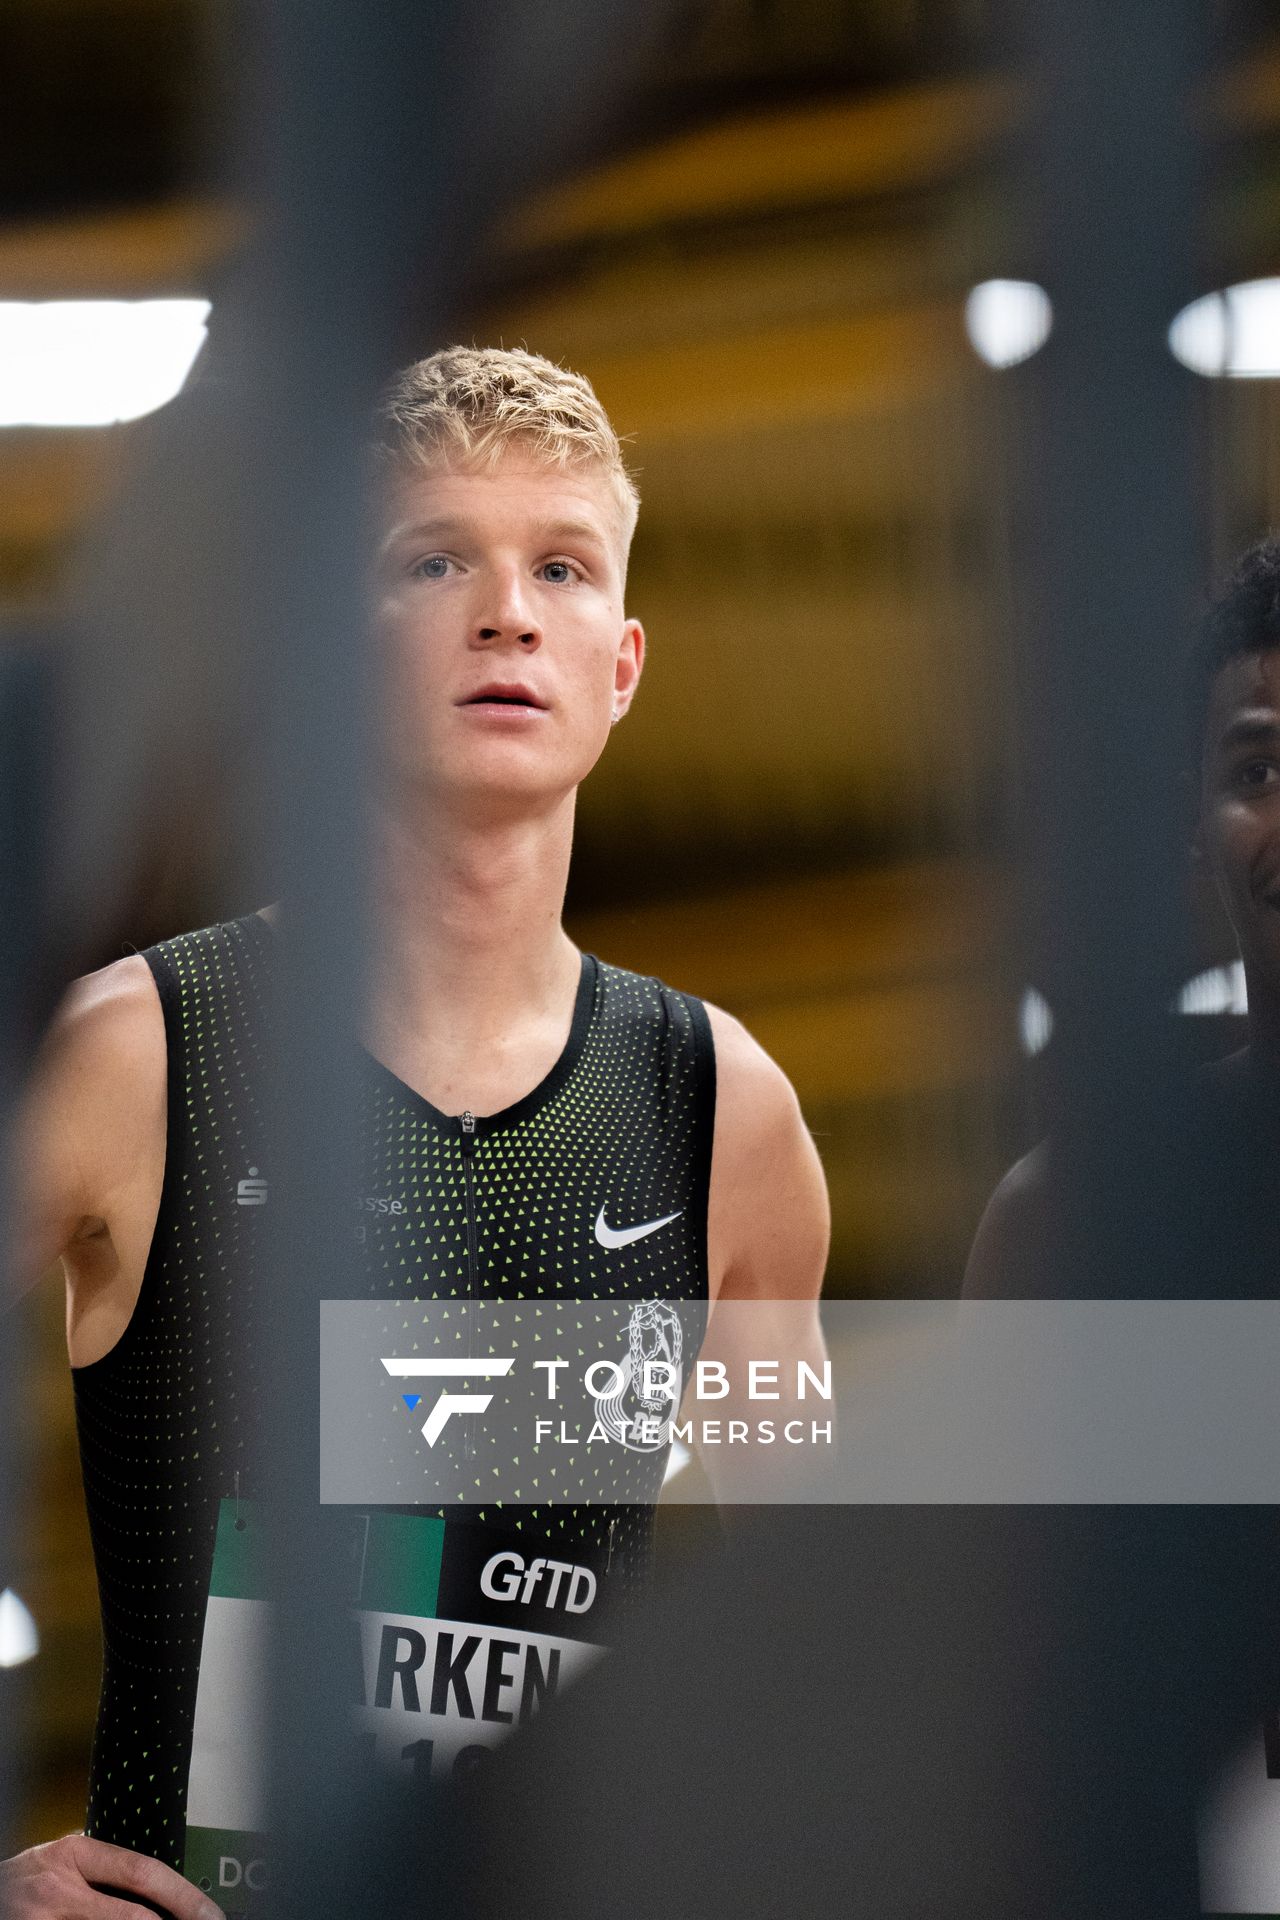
[{"x1": 594, "y1": 1206, "x2": 683, "y2": 1250}]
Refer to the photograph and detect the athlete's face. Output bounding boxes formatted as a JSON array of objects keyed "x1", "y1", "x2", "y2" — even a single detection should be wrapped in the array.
[
  {"x1": 372, "y1": 455, "x2": 643, "y2": 813},
  {"x1": 1199, "y1": 646, "x2": 1280, "y2": 1004}
]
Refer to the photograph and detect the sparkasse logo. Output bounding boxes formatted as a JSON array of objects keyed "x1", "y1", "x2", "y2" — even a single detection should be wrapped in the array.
[{"x1": 236, "y1": 1168, "x2": 268, "y2": 1207}]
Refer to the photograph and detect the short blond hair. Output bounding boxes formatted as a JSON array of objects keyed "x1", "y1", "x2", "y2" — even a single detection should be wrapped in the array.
[{"x1": 372, "y1": 345, "x2": 640, "y2": 561}]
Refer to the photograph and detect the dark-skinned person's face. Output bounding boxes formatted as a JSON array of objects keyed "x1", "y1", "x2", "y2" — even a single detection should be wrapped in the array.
[{"x1": 1199, "y1": 647, "x2": 1280, "y2": 1005}]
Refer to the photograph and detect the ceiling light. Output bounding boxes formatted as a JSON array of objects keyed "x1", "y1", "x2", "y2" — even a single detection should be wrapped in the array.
[
  {"x1": 965, "y1": 280, "x2": 1053, "y2": 370},
  {"x1": 0, "y1": 299, "x2": 210, "y2": 427},
  {"x1": 1018, "y1": 986, "x2": 1054, "y2": 1057},
  {"x1": 1175, "y1": 960, "x2": 1248, "y2": 1015},
  {"x1": 1169, "y1": 280, "x2": 1280, "y2": 377},
  {"x1": 0, "y1": 1589, "x2": 38, "y2": 1668}
]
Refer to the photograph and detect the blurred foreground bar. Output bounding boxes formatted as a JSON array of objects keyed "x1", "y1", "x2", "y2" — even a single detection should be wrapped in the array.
[
  {"x1": 1018, "y1": 0, "x2": 1206, "y2": 1295},
  {"x1": 0, "y1": 638, "x2": 59, "y2": 1862}
]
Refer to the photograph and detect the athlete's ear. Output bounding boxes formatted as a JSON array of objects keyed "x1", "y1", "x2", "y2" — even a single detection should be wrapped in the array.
[{"x1": 612, "y1": 619, "x2": 644, "y2": 722}]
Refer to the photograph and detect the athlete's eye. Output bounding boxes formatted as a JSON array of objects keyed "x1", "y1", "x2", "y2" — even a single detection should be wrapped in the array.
[
  {"x1": 411, "y1": 554, "x2": 453, "y2": 581},
  {"x1": 1235, "y1": 758, "x2": 1280, "y2": 791},
  {"x1": 539, "y1": 559, "x2": 579, "y2": 586}
]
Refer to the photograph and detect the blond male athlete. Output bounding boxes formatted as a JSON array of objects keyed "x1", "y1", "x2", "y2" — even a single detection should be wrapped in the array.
[{"x1": 1, "y1": 347, "x2": 829, "y2": 1919}]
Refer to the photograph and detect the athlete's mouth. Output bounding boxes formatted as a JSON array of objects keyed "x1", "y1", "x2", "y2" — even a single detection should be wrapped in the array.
[{"x1": 458, "y1": 682, "x2": 548, "y2": 710}]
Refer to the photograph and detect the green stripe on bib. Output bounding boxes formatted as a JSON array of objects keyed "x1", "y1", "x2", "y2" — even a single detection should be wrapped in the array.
[
  {"x1": 207, "y1": 1500, "x2": 444, "y2": 1616},
  {"x1": 353, "y1": 1511, "x2": 445, "y2": 1617},
  {"x1": 208, "y1": 1502, "x2": 266, "y2": 1601},
  {"x1": 184, "y1": 1823, "x2": 269, "y2": 1914}
]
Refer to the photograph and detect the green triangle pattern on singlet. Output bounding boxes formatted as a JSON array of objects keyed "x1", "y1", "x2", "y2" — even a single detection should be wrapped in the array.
[{"x1": 71, "y1": 912, "x2": 715, "y2": 1866}]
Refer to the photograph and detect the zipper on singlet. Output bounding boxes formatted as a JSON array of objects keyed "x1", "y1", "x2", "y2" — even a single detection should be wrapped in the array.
[
  {"x1": 459, "y1": 1110, "x2": 478, "y2": 1285},
  {"x1": 460, "y1": 1110, "x2": 478, "y2": 1459}
]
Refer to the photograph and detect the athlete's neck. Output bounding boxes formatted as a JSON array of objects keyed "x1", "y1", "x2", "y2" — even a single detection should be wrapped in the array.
[{"x1": 354, "y1": 793, "x2": 581, "y2": 1113}]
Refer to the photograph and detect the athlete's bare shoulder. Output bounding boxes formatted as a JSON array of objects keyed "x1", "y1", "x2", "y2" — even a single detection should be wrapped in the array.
[
  {"x1": 55, "y1": 950, "x2": 162, "y2": 1035},
  {"x1": 703, "y1": 1002, "x2": 829, "y2": 1304},
  {"x1": 11, "y1": 953, "x2": 166, "y2": 1305},
  {"x1": 41, "y1": 953, "x2": 166, "y2": 1118},
  {"x1": 962, "y1": 1141, "x2": 1052, "y2": 1298},
  {"x1": 704, "y1": 1002, "x2": 802, "y2": 1131}
]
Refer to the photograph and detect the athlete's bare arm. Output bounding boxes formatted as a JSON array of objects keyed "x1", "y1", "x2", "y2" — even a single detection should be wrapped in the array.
[
  {"x1": 704, "y1": 1006, "x2": 830, "y2": 1308},
  {"x1": 2, "y1": 967, "x2": 215, "y2": 1913},
  {"x1": 695, "y1": 1006, "x2": 830, "y2": 1501},
  {"x1": 9, "y1": 955, "x2": 166, "y2": 1365}
]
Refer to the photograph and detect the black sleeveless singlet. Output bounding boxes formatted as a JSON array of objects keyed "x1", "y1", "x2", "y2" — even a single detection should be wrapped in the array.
[{"x1": 71, "y1": 912, "x2": 715, "y2": 1868}]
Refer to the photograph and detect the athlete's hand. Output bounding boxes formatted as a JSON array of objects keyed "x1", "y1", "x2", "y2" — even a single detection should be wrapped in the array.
[{"x1": 0, "y1": 1833, "x2": 225, "y2": 1920}]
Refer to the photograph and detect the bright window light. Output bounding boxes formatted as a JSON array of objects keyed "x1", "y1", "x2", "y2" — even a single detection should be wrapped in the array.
[
  {"x1": 1169, "y1": 280, "x2": 1280, "y2": 378},
  {"x1": 0, "y1": 299, "x2": 210, "y2": 427},
  {"x1": 1175, "y1": 960, "x2": 1248, "y2": 1016},
  {"x1": 662, "y1": 1438, "x2": 691, "y2": 1484},
  {"x1": 965, "y1": 279, "x2": 1053, "y2": 370},
  {"x1": 0, "y1": 1588, "x2": 38, "y2": 1668}
]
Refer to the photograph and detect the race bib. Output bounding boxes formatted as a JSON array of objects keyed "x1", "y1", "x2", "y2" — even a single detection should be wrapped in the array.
[
  {"x1": 183, "y1": 1499, "x2": 611, "y2": 1913},
  {"x1": 1200, "y1": 1712, "x2": 1280, "y2": 1917}
]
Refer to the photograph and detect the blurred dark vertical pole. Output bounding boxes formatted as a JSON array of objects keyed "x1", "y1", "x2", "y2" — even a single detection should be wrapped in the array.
[
  {"x1": 0, "y1": 643, "x2": 58, "y2": 1863},
  {"x1": 1013, "y1": 6, "x2": 1211, "y2": 1914},
  {"x1": 234, "y1": 3, "x2": 643, "y2": 1912},
  {"x1": 1021, "y1": 0, "x2": 1205, "y2": 1296},
  {"x1": 236, "y1": 5, "x2": 412, "y2": 1917}
]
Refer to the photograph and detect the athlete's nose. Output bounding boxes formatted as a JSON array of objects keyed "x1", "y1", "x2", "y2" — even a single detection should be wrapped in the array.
[{"x1": 472, "y1": 566, "x2": 542, "y2": 651}]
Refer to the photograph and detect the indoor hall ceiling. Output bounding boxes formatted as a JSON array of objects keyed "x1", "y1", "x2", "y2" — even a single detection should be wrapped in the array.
[
  {"x1": 0, "y1": 0, "x2": 1004, "y2": 222},
  {"x1": 2, "y1": 0, "x2": 207, "y2": 220},
  {"x1": 3, "y1": 12, "x2": 1280, "y2": 909}
]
